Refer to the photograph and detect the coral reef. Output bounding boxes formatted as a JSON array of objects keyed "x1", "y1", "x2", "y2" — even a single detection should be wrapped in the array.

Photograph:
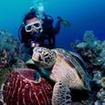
[
  {"x1": 3, "y1": 68, "x2": 53, "y2": 105},
  {"x1": 73, "y1": 31, "x2": 105, "y2": 75},
  {"x1": 0, "y1": 29, "x2": 53, "y2": 105},
  {"x1": 2, "y1": 29, "x2": 105, "y2": 104},
  {"x1": 0, "y1": 29, "x2": 30, "y2": 89},
  {"x1": 95, "y1": 77, "x2": 105, "y2": 104},
  {"x1": 73, "y1": 31, "x2": 105, "y2": 104}
]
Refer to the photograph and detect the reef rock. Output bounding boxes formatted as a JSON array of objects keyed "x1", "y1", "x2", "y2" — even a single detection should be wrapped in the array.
[
  {"x1": 3, "y1": 68, "x2": 53, "y2": 105},
  {"x1": 73, "y1": 31, "x2": 105, "y2": 73}
]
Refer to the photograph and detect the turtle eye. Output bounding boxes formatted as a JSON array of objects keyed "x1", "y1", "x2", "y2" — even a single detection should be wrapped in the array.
[
  {"x1": 44, "y1": 57, "x2": 50, "y2": 63},
  {"x1": 44, "y1": 53, "x2": 49, "y2": 57}
]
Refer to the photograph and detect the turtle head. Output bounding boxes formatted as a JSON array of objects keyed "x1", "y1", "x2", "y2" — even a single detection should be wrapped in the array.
[{"x1": 31, "y1": 47, "x2": 56, "y2": 69}]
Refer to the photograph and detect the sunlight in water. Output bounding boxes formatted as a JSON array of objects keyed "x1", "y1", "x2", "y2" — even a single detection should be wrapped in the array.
[{"x1": 32, "y1": 0, "x2": 46, "y2": 19}]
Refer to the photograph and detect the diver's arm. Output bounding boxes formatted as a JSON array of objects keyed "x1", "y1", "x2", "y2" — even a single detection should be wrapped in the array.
[
  {"x1": 43, "y1": 14, "x2": 61, "y2": 34},
  {"x1": 44, "y1": 14, "x2": 54, "y2": 21},
  {"x1": 54, "y1": 17, "x2": 62, "y2": 34}
]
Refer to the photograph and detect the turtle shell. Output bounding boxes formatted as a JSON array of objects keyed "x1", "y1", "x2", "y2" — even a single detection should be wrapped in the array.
[
  {"x1": 3, "y1": 68, "x2": 53, "y2": 105},
  {"x1": 51, "y1": 48, "x2": 91, "y2": 90}
]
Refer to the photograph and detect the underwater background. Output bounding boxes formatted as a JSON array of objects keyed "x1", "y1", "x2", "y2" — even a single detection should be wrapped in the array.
[
  {"x1": 0, "y1": 0, "x2": 105, "y2": 50},
  {"x1": 1, "y1": 1, "x2": 105, "y2": 105}
]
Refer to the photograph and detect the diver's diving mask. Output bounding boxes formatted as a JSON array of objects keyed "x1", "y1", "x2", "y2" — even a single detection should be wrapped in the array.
[{"x1": 25, "y1": 20, "x2": 43, "y2": 33}]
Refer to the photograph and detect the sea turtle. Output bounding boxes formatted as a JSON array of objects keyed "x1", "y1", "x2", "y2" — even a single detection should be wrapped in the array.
[{"x1": 28, "y1": 47, "x2": 91, "y2": 105}]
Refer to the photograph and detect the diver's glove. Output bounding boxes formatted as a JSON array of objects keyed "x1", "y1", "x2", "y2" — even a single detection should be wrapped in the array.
[
  {"x1": 57, "y1": 16, "x2": 71, "y2": 27},
  {"x1": 31, "y1": 41, "x2": 40, "y2": 48}
]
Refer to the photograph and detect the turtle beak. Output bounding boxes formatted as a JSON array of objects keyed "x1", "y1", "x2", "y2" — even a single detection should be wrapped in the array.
[
  {"x1": 32, "y1": 50, "x2": 42, "y2": 62},
  {"x1": 32, "y1": 54, "x2": 39, "y2": 61},
  {"x1": 26, "y1": 59, "x2": 35, "y2": 65},
  {"x1": 26, "y1": 53, "x2": 40, "y2": 65}
]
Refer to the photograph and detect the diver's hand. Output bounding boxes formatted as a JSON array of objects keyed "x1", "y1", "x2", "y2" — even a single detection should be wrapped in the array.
[
  {"x1": 31, "y1": 42, "x2": 40, "y2": 48},
  {"x1": 57, "y1": 16, "x2": 71, "y2": 27}
]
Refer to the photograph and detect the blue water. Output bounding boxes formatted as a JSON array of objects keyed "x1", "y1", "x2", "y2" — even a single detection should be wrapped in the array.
[{"x1": 0, "y1": 0, "x2": 105, "y2": 50}]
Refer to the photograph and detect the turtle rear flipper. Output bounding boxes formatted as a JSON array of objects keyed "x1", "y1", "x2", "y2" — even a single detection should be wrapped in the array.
[{"x1": 52, "y1": 81, "x2": 72, "y2": 105}]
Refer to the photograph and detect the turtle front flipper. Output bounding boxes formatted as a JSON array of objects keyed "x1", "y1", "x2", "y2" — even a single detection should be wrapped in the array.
[{"x1": 52, "y1": 81, "x2": 72, "y2": 105}]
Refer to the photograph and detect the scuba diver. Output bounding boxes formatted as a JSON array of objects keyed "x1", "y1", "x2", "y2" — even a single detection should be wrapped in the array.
[{"x1": 19, "y1": 8, "x2": 63, "y2": 55}]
